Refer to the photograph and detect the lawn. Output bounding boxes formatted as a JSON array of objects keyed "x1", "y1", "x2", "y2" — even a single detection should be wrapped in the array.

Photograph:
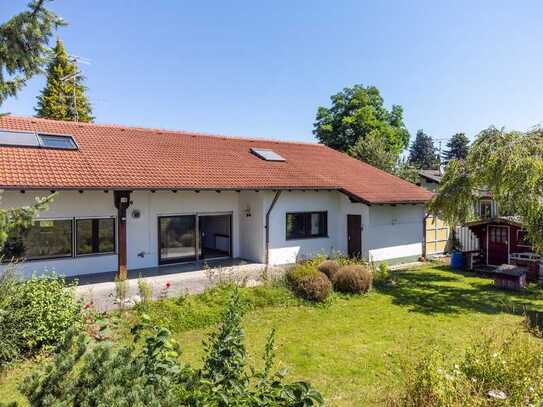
[{"x1": 1, "y1": 264, "x2": 542, "y2": 406}]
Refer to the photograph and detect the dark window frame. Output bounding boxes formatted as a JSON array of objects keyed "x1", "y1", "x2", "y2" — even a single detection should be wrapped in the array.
[
  {"x1": 75, "y1": 217, "x2": 117, "y2": 257},
  {"x1": 285, "y1": 211, "x2": 328, "y2": 240},
  {"x1": 479, "y1": 200, "x2": 492, "y2": 219},
  {"x1": 2, "y1": 218, "x2": 74, "y2": 262},
  {"x1": 2, "y1": 216, "x2": 117, "y2": 263}
]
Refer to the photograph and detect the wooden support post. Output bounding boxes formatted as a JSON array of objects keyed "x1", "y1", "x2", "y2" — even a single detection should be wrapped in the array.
[{"x1": 114, "y1": 191, "x2": 131, "y2": 280}]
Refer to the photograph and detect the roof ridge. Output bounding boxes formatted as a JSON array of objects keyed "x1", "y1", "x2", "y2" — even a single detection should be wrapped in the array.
[{"x1": 5, "y1": 114, "x2": 326, "y2": 147}]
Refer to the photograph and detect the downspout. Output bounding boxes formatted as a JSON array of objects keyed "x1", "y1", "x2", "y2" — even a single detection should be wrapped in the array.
[{"x1": 265, "y1": 190, "x2": 282, "y2": 265}]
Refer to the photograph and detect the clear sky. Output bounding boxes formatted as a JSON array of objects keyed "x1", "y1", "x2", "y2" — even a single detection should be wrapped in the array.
[{"x1": 2, "y1": 1, "x2": 543, "y2": 146}]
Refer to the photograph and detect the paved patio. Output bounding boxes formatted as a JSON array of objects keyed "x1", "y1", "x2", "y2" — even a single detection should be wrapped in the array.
[{"x1": 74, "y1": 258, "x2": 280, "y2": 312}]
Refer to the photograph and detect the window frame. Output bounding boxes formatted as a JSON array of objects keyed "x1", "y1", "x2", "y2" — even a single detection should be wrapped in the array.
[
  {"x1": 2, "y1": 217, "x2": 75, "y2": 262},
  {"x1": 2, "y1": 216, "x2": 117, "y2": 262},
  {"x1": 75, "y1": 217, "x2": 117, "y2": 257},
  {"x1": 37, "y1": 133, "x2": 79, "y2": 150},
  {"x1": 285, "y1": 211, "x2": 328, "y2": 241},
  {"x1": 479, "y1": 200, "x2": 493, "y2": 219}
]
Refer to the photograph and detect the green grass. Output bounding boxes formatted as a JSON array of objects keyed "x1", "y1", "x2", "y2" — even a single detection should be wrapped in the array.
[{"x1": 2, "y1": 264, "x2": 542, "y2": 406}]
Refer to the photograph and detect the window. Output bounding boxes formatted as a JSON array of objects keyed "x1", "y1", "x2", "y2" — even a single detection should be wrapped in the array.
[
  {"x1": 517, "y1": 230, "x2": 532, "y2": 247},
  {"x1": 490, "y1": 227, "x2": 508, "y2": 244},
  {"x1": 250, "y1": 148, "x2": 286, "y2": 162},
  {"x1": 286, "y1": 212, "x2": 327, "y2": 240},
  {"x1": 2, "y1": 219, "x2": 73, "y2": 260},
  {"x1": 479, "y1": 200, "x2": 492, "y2": 219},
  {"x1": 76, "y1": 218, "x2": 116, "y2": 255},
  {"x1": 0, "y1": 130, "x2": 78, "y2": 150},
  {"x1": 38, "y1": 134, "x2": 77, "y2": 150}
]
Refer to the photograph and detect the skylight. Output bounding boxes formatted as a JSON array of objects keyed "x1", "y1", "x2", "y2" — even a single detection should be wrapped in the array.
[
  {"x1": 250, "y1": 148, "x2": 286, "y2": 162},
  {"x1": 38, "y1": 134, "x2": 77, "y2": 149},
  {"x1": 0, "y1": 130, "x2": 78, "y2": 150}
]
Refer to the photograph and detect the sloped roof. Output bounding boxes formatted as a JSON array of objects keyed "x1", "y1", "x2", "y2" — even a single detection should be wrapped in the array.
[
  {"x1": 0, "y1": 116, "x2": 432, "y2": 204},
  {"x1": 419, "y1": 169, "x2": 443, "y2": 183}
]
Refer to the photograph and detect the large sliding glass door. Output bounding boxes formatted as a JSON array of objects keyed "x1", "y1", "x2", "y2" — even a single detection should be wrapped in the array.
[{"x1": 158, "y1": 215, "x2": 197, "y2": 264}]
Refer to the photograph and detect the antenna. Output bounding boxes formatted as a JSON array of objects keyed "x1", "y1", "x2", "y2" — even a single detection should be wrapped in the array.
[{"x1": 59, "y1": 55, "x2": 90, "y2": 122}]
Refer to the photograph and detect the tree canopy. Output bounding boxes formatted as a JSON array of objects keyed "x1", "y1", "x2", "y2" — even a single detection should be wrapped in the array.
[
  {"x1": 313, "y1": 84, "x2": 410, "y2": 156},
  {"x1": 35, "y1": 38, "x2": 93, "y2": 122},
  {"x1": 0, "y1": 0, "x2": 64, "y2": 107},
  {"x1": 408, "y1": 129, "x2": 439, "y2": 169},
  {"x1": 442, "y1": 132, "x2": 470, "y2": 165},
  {"x1": 429, "y1": 126, "x2": 543, "y2": 252}
]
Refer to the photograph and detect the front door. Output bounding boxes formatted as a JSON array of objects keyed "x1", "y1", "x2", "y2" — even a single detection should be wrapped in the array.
[
  {"x1": 488, "y1": 225, "x2": 509, "y2": 265},
  {"x1": 347, "y1": 215, "x2": 362, "y2": 258},
  {"x1": 158, "y1": 215, "x2": 197, "y2": 264}
]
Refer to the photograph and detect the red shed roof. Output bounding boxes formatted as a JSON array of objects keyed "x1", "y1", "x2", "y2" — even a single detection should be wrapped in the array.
[{"x1": 0, "y1": 115, "x2": 432, "y2": 204}]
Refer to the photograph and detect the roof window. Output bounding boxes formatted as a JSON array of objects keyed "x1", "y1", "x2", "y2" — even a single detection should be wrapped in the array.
[
  {"x1": 0, "y1": 130, "x2": 78, "y2": 150},
  {"x1": 38, "y1": 134, "x2": 77, "y2": 149},
  {"x1": 250, "y1": 147, "x2": 286, "y2": 162}
]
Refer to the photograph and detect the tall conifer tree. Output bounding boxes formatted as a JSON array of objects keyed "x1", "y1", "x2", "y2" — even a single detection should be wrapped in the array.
[{"x1": 35, "y1": 38, "x2": 93, "y2": 122}]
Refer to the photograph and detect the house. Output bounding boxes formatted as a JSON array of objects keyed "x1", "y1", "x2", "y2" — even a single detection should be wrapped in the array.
[{"x1": 0, "y1": 116, "x2": 432, "y2": 278}]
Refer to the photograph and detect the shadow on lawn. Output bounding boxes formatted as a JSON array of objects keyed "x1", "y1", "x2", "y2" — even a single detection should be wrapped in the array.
[{"x1": 375, "y1": 265, "x2": 542, "y2": 316}]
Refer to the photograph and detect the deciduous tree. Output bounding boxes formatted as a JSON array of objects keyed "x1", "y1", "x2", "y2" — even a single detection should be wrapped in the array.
[{"x1": 313, "y1": 84, "x2": 410, "y2": 156}]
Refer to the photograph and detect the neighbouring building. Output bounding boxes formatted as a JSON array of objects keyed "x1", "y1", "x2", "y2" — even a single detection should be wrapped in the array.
[{"x1": 0, "y1": 116, "x2": 432, "y2": 278}]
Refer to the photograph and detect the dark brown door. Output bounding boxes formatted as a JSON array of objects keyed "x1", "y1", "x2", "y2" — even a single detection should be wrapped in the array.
[
  {"x1": 347, "y1": 215, "x2": 362, "y2": 258},
  {"x1": 487, "y1": 225, "x2": 509, "y2": 265}
]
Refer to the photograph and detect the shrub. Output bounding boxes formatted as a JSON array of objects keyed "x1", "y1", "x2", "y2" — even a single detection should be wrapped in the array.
[
  {"x1": 396, "y1": 331, "x2": 543, "y2": 406},
  {"x1": 0, "y1": 272, "x2": 81, "y2": 368},
  {"x1": 317, "y1": 259, "x2": 340, "y2": 280},
  {"x1": 286, "y1": 264, "x2": 331, "y2": 302},
  {"x1": 333, "y1": 264, "x2": 373, "y2": 294},
  {"x1": 20, "y1": 288, "x2": 324, "y2": 406}
]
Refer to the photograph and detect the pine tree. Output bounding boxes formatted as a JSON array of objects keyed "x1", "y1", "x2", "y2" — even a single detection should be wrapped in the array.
[
  {"x1": 0, "y1": 0, "x2": 64, "y2": 107},
  {"x1": 35, "y1": 38, "x2": 93, "y2": 122},
  {"x1": 408, "y1": 129, "x2": 439, "y2": 169},
  {"x1": 442, "y1": 132, "x2": 470, "y2": 165}
]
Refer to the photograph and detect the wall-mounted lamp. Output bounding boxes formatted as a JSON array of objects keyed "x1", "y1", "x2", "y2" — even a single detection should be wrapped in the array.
[{"x1": 244, "y1": 204, "x2": 252, "y2": 218}]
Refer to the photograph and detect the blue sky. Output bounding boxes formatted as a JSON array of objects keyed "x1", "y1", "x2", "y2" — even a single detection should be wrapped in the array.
[{"x1": 2, "y1": 1, "x2": 542, "y2": 147}]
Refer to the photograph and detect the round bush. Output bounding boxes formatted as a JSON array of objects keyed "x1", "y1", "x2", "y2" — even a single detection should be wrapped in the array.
[
  {"x1": 286, "y1": 266, "x2": 331, "y2": 302},
  {"x1": 317, "y1": 260, "x2": 340, "y2": 281},
  {"x1": 333, "y1": 265, "x2": 373, "y2": 294}
]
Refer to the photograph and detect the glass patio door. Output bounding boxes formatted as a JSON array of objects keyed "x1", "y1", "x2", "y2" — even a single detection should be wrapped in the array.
[{"x1": 158, "y1": 215, "x2": 197, "y2": 264}]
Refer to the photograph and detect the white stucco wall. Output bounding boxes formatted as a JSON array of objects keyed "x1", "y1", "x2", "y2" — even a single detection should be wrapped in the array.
[
  {"x1": 0, "y1": 190, "x2": 118, "y2": 277},
  {"x1": 238, "y1": 191, "x2": 265, "y2": 263},
  {"x1": 265, "y1": 191, "x2": 343, "y2": 265},
  {"x1": 365, "y1": 205, "x2": 425, "y2": 262},
  {"x1": 0, "y1": 189, "x2": 426, "y2": 276}
]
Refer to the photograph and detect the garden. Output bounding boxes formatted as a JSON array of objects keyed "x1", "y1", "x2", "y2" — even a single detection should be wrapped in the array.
[{"x1": 2, "y1": 257, "x2": 543, "y2": 406}]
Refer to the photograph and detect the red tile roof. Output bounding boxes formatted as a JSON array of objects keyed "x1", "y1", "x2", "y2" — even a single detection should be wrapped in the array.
[{"x1": 0, "y1": 115, "x2": 432, "y2": 204}]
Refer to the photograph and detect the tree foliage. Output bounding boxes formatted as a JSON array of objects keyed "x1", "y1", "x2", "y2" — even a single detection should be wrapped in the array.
[
  {"x1": 18, "y1": 288, "x2": 324, "y2": 406},
  {"x1": 313, "y1": 84, "x2": 410, "y2": 156},
  {"x1": 35, "y1": 38, "x2": 93, "y2": 122},
  {"x1": 442, "y1": 132, "x2": 470, "y2": 165},
  {"x1": 349, "y1": 130, "x2": 399, "y2": 173},
  {"x1": 0, "y1": 0, "x2": 64, "y2": 107},
  {"x1": 429, "y1": 126, "x2": 543, "y2": 252},
  {"x1": 408, "y1": 129, "x2": 439, "y2": 169}
]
